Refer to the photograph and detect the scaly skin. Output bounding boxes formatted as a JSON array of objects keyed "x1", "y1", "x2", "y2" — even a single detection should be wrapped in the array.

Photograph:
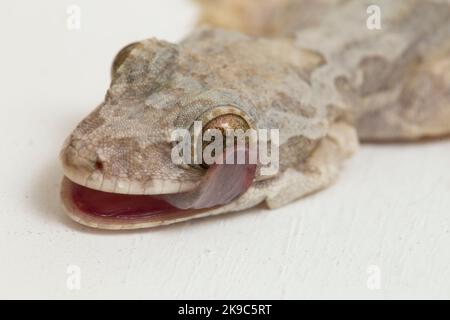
[
  {"x1": 198, "y1": 0, "x2": 450, "y2": 140},
  {"x1": 60, "y1": 0, "x2": 449, "y2": 229}
]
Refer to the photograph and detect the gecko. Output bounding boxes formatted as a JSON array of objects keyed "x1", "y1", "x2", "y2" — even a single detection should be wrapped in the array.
[{"x1": 60, "y1": 0, "x2": 450, "y2": 230}]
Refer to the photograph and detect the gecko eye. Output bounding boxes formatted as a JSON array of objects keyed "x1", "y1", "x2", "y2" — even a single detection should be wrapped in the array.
[
  {"x1": 111, "y1": 42, "x2": 140, "y2": 79},
  {"x1": 199, "y1": 114, "x2": 251, "y2": 168}
]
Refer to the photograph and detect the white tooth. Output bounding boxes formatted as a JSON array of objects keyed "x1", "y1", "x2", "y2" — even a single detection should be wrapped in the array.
[
  {"x1": 177, "y1": 181, "x2": 184, "y2": 193},
  {"x1": 181, "y1": 180, "x2": 198, "y2": 192},
  {"x1": 86, "y1": 172, "x2": 103, "y2": 190},
  {"x1": 144, "y1": 180, "x2": 157, "y2": 194},
  {"x1": 158, "y1": 179, "x2": 166, "y2": 194},
  {"x1": 65, "y1": 171, "x2": 88, "y2": 188},
  {"x1": 143, "y1": 179, "x2": 171, "y2": 194},
  {"x1": 115, "y1": 179, "x2": 130, "y2": 194},
  {"x1": 101, "y1": 177, "x2": 117, "y2": 193},
  {"x1": 166, "y1": 180, "x2": 198, "y2": 194},
  {"x1": 99, "y1": 173, "x2": 105, "y2": 190},
  {"x1": 129, "y1": 180, "x2": 145, "y2": 194},
  {"x1": 154, "y1": 179, "x2": 165, "y2": 194},
  {"x1": 160, "y1": 180, "x2": 182, "y2": 194}
]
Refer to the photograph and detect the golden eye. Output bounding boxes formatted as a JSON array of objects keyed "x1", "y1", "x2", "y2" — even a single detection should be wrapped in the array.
[
  {"x1": 203, "y1": 114, "x2": 250, "y2": 133},
  {"x1": 111, "y1": 42, "x2": 140, "y2": 79},
  {"x1": 200, "y1": 114, "x2": 251, "y2": 168}
]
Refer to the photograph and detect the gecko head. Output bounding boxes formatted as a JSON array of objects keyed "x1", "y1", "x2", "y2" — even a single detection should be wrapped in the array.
[
  {"x1": 59, "y1": 35, "x2": 268, "y2": 229},
  {"x1": 59, "y1": 29, "x2": 326, "y2": 229}
]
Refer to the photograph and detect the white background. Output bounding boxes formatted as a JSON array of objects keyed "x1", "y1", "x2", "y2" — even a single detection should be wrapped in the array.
[{"x1": 1, "y1": 0, "x2": 449, "y2": 299}]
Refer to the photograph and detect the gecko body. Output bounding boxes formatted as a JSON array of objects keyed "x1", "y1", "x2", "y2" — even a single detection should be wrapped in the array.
[{"x1": 60, "y1": 0, "x2": 450, "y2": 229}]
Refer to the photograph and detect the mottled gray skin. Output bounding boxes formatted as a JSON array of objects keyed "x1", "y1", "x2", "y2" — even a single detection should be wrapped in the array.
[
  {"x1": 199, "y1": 0, "x2": 450, "y2": 140},
  {"x1": 61, "y1": 0, "x2": 449, "y2": 229}
]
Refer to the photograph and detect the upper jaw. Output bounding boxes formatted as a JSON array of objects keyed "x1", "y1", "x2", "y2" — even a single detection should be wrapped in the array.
[
  {"x1": 59, "y1": 150, "x2": 201, "y2": 195},
  {"x1": 59, "y1": 140, "x2": 202, "y2": 195},
  {"x1": 62, "y1": 167, "x2": 200, "y2": 195}
]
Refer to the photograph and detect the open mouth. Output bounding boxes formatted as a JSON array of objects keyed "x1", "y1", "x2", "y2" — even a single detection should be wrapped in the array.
[
  {"x1": 61, "y1": 148, "x2": 257, "y2": 229},
  {"x1": 61, "y1": 177, "x2": 183, "y2": 219}
]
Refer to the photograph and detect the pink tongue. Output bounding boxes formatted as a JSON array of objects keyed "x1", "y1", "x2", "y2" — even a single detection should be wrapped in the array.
[
  {"x1": 67, "y1": 147, "x2": 256, "y2": 218},
  {"x1": 162, "y1": 147, "x2": 257, "y2": 209}
]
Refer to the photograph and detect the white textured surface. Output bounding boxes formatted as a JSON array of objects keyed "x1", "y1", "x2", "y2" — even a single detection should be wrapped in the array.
[{"x1": 1, "y1": 0, "x2": 449, "y2": 299}]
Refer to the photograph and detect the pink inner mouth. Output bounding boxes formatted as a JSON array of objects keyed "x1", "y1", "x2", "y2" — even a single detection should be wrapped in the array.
[
  {"x1": 64, "y1": 180, "x2": 180, "y2": 218},
  {"x1": 62, "y1": 148, "x2": 257, "y2": 221}
]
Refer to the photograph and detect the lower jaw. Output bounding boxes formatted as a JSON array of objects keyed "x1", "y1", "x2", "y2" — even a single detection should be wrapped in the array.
[{"x1": 60, "y1": 177, "x2": 207, "y2": 229}]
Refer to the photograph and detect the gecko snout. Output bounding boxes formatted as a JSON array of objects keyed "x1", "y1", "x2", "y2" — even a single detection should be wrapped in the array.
[{"x1": 59, "y1": 137, "x2": 105, "y2": 185}]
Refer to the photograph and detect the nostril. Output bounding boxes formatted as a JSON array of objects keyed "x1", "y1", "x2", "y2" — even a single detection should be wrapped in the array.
[{"x1": 94, "y1": 159, "x2": 104, "y2": 171}]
